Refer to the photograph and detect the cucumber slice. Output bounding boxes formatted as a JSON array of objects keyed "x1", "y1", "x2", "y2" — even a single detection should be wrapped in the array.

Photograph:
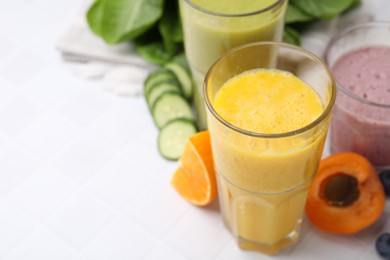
[
  {"x1": 146, "y1": 80, "x2": 182, "y2": 108},
  {"x1": 172, "y1": 53, "x2": 191, "y2": 72},
  {"x1": 144, "y1": 68, "x2": 177, "y2": 95},
  {"x1": 152, "y1": 92, "x2": 194, "y2": 128},
  {"x1": 165, "y1": 60, "x2": 193, "y2": 99},
  {"x1": 158, "y1": 119, "x2": 197, "y2": 160}
]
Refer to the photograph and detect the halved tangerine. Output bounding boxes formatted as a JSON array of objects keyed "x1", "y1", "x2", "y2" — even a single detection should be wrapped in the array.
[{"x1": 171, "y1": 131, "x2": 217, "y2": 206}]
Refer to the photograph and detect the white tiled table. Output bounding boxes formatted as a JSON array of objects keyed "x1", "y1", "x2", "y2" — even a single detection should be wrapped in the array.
[{"x1": 0, "y1": 0, "x2": 389, "y2": 259}]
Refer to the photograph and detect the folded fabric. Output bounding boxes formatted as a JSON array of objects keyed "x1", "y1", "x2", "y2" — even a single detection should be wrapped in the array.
[
  {"x1": 56, "y1": 16, "x2": 155, "y2": 97},
  {"x1": 56, "y1": 17, "x2": 153, "y2": 68}
]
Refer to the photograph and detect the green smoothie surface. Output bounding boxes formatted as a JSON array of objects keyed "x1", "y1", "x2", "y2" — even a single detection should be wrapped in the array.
[{"x1": 190, "y1": 0, "x2": 279, "y2": 14}]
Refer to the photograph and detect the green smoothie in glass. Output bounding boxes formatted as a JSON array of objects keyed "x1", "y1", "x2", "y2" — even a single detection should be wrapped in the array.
[{"x1": 179, "y1": 0, "x2": 287, "y2": 130}]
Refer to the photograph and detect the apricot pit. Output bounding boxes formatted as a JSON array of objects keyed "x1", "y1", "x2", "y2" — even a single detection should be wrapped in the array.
[{"x1": 323, "y1": 173, "x2": 359, "y2": 207}]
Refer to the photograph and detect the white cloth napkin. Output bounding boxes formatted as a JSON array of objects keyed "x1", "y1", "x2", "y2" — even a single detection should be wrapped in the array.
[
  {"x1": 56, "y1": 15, "x2": 156, "y2": 97},
  {"x1": 56, "y1": 0, "x2": 382, "y2": 97}
]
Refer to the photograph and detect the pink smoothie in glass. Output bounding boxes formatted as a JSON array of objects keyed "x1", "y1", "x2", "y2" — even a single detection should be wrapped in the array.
[{"x1": 330, "y1": 46, "x2": 390, "y2": 168}]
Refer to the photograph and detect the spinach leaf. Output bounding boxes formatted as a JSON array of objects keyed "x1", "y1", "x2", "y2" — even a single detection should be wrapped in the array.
[
  {"x1": 285, "y1": 3, "x2": 314, "y2": 24},
  {"x1": 283, "y1": 26, "x2": 301, "y2": 46},
  {"x1": 352, "y1": 0, "x2": 362, "y2": 7},
  {"x1": 290, "y1": 0, "x2": 355, "y2": 20},
  {"x1": 158, "y1": 0, "x2": 183, "y2": 55},
  {"x1": 86, "y1": 0, "x2": 104, "y2": 35},
  {"x1": 87, "y1": 0, "x2": 165, "y2": 44},
  {"x1": 135, "y1": 41, "x2": 174, "y2": 65}
]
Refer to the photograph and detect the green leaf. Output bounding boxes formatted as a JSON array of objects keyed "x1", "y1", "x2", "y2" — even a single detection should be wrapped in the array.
[
  {"x1": 88, "y1": 0, "x2": 165, "y2": 44},
  {"x1": 159, "y1": 0, "x2": 183, "y2": 43},
  {"x1": 285, "y1": 3, "x2": 314, "y2": 24},
  {"x1": 283, "y1": 26, "x2": 301, "y2": 46},
  {"x1": 135, "y1": 41, "x2": 173, "y2": 65},
  {"x1": 351, "y1": 0, "x2": 362, "y2": 8},
  {"x1": 158, "y1": 0, "x2": 183, "y2": 54},
  {"x1": 290, "y1": 0, "x2": 355, "y2": 20},
  {"x1": 86, "y1": 0, "x2": 104, "y2": 35}
]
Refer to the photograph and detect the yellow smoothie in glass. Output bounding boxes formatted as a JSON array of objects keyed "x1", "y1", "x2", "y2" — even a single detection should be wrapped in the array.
[
  {"x1": 210, "y1": 69, "x2": 327, "y2": 251},
  {"x1": 179, "y1": 0, "x2": 287, "y2": 129}
]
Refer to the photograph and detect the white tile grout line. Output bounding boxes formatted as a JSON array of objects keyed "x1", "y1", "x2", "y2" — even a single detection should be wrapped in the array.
[
  {"x1": 66, "y1": 193, "x2": 159, "y2": 257},
  {"x1": 0, "y1": 200, "x2": 78, "y2": 258},
  {"x1": 1, "y1": 136, "x2": 121, "y2": 256},
  {"x1": 115, "y1": 175, "x2": 195, "y2": 258},
  {"x1": 29, "y1": 164, "x2": 161, "y2": 255},
  {"x1": 214, "y1": 236, "x2": 235, "y2": 259},
  {"x1": 145, "y1": 240, "x2": 189, "y2": 260},
  {"x1": 3, "y1": 222, "x2": 79, "y2": 259},
  {"x1": 28, "y1": 188, "x2": 114, "y2": 255}
]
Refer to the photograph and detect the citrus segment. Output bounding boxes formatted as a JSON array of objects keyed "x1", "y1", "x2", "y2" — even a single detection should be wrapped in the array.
[{"x1": 171, "y1": 131, "x2": 217, "y2": 206}]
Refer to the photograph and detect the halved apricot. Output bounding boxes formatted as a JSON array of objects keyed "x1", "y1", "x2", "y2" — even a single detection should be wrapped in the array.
[{"x1": 306, "y1": 152, "x2": 385, "y2": 234}]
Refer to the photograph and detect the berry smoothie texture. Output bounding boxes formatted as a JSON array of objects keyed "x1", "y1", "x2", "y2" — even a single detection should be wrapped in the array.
[{"x1": 331, "y1": 46, "x2": 390, "y2": 167}]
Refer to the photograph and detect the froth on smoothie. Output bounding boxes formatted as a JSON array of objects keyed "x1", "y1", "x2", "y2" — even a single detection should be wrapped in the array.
[{"x1": 332, "y1": 47, "x2": 390, "y2": 105}]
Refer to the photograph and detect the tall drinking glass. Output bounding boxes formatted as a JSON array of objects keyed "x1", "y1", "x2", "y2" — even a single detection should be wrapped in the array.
[
  {"x1": 179, "y1": 0, "x2": 287, "y2": 130},
  {"x1": 204, "y1": 42, "x2": 336, "y2": 254}
]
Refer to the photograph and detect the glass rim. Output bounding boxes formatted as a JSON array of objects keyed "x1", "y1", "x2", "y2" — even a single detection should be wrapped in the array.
[
  {"x1": 204, "y1": 41, "x2": 336, "y2": 139},
  {"x1": 324, "y1": 21, "x2": 390, "y2": 109},
  {"x1": 181, "y1": 0, "x2": 286, "y2": 17}
]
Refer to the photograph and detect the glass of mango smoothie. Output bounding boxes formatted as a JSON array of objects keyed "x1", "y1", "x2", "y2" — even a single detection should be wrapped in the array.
[
  {"x1": 179, "y1": 0, "x2": 287, "y2": 130},
  {"x1": 204, "y1": 42, "x2": 336, "y2": 254}
]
